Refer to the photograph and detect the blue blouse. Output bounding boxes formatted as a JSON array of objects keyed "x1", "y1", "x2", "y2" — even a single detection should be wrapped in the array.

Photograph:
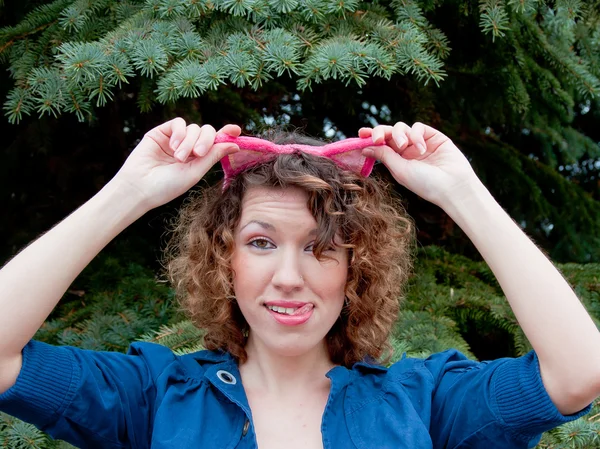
[{"x1": 0, "y1": 339, "x2": 592, "y2": 448}]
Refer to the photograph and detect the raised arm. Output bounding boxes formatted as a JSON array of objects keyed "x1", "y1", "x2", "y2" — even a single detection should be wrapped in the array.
[
  {"x1": 0, "y1": 118, "x2": 241, "y2": 394},
  {"x1": 441, "y1": 177, "x2": 600, "y2": 415},
  {"x1": 360, "y1": 122, "x2": 600, "y2": 416},
  {"x1": 0, "y1": 179, "x2": 146, "y2": 393}
]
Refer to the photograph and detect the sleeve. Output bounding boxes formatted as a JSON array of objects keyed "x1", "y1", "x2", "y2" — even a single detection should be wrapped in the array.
[
  {"x1": 0, "y1": 339, "x2": 177, "y2": 449},
  {"x1": 425, "y1": 349, "x2": 593, "y2": 449}
]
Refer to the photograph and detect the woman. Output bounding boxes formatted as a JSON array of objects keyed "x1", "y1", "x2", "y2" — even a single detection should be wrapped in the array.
[{"x1": 0, "y1": 117, "x2": 597, "y2": 449}]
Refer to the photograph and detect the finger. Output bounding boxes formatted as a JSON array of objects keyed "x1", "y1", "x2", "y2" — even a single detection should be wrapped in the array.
[
  {"x1": 194, "y1": 124, "x2": 217, "y2": 157},
  {"x1": 361, "y1": 144, "x2": 410, "y2": 182},
  {"x1": 373, "y1": 123, "x2": 413, "y2": 154},
  {"x1": 174, "y1": 124, "x2": 202, "y2": 162},
  {"x1": 144, "y1": 117, "x2": 184, "y2": 157},
  {"x1": 189, "y1": 142, "x2": 240, "y2": 175},
  {"x1": 392, "y1": 122, "x2": 426, "y2": 159},
  {"x1": 217, "y1": 124, "x2": 242, "y2": 137},
  {"x1": 420, "y1": 123, "x2": 453, "y2": 151},
  {"x1": 371, "y1": 125, "x2": 393, "y2": 145},
  {"x1": 143, "y1": 129, "x2": 170, "y2": 156},
  {"x1": 358, "y1": 127, "x2": 373, "y2": 138},
  {"x1": 156, "y1": 117, "x2": 187, "y2": 153},
  {"x1": 409, "y1": 122, "x2": 428, "y2": 157},
  {"x1": 155, "y1": 117, "x2": 184, "y2": 138},
  {"x1": 421, "y1": 123, "x2": 449, "y2": 141},
  {"x1": 392, "y1": 122, "x2": 411, "y2": 153}
]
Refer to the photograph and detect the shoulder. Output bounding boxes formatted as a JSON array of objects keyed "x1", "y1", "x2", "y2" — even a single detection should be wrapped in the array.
[
  {"x1": 345, "y1": 349, "x2": 489, "y2": 414},
  {"x1": 343, "y1": 350, "x2": 461, "y2": 406},
  {"x1": 125, "y1": 341, "x2": 232, "y2": 382},
  {"x1": 341, "y1": 349, "x2": 480, "y2": 448},
  {"x1": 351, "y1": 348, "x2": 477, "y2": 383}
]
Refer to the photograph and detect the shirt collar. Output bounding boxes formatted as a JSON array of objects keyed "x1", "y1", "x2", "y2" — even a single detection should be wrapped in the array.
[
  {"x1": 352, "y1": 360, "x2": 389, "y2": 373},
  {"x1": 188, "y1": 349, "x2": 389, "y2": 369},
  {"x1": 191, "y1": 351, "x2": 252, "y2": 416},
  {"x1": 184, "y1": 349, "x2": 389, "y2": 415},
  {"x1": 190, "y1": 349, "x2": 233, "y2": 364},
  {"x1": 190, "y1": 350, "x2": 389, "y2": 372}
]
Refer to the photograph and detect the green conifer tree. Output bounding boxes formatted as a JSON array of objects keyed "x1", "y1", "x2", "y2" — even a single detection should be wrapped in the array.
[
  {"x1": 1, "y1": 0, "x2": 600, "y2": 263},
  {"x1": 2, "y1": 2, "x2": 600, "y2": 447}
]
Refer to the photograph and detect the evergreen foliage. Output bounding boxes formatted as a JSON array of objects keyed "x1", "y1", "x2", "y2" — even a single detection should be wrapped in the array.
[
  {"x1": 459, "y1": 132, "x2": 600, "y2": 265},
  {"x1": 2, "y1": 245, "x2": 599, "y2": 448},
  {"x1": 0, "y1": 0, "x2": 449, "y2": 123},
  {"x1": 33, "y1": 241, "x2": 180, "y2": 351},
  {"x1": 1, "y1": 2, "x2": 600, "y2": 445},
  {"x1": 2, "y1": 0, "x2": 598, "y2": 125},
  {"x1": 2, "y1": 0, "x2": 600, "y2": 264}
]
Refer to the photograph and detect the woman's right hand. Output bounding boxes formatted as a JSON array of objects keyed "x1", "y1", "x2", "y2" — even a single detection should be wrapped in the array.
[{"x1": 112, "y1": 117, "x2": 241, "y2": 211}]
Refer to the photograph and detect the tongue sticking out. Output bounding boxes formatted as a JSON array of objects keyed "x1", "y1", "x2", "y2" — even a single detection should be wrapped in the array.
[{"x1": 292, "y1": 303, "x2": 314, "y2": 316}]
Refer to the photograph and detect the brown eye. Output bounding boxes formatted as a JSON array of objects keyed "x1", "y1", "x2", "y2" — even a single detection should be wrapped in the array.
[
  {"x1": 307, "y1": 242, "x2": 336, "y2": 253},
  {"x1": 249, "y1": 238, "x2": 273, "y2": 249}
]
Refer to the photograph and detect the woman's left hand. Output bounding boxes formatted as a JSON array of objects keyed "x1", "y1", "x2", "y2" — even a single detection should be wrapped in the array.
[{"x1": 360, "y1": 122, "x2": 481, "y2": 208}]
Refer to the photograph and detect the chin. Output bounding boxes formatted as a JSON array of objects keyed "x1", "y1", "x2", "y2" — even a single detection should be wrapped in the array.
[
  {"x1": 257, "y1": 333, "x2": 326, "y2": 358},
  {"x1": 271, "y1": 343, "x2": 315, "y2": 358}
]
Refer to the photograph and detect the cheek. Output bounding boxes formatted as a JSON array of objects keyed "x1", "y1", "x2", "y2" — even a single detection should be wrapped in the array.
[
  {"x1": 230, "y1": 252, "x2": 246, "y2": 290},
  {"x1": 308, "y1": 264, "x2": 348, "y2": 303},
  {"x1": 231, "y1": 251, "x2": 266, "y2": 293},
  {"x1": 316, "y1": 256, "x2": 348, "y2": 287}
]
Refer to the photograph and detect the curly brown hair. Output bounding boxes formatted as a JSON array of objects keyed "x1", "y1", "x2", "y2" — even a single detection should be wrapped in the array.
[{"x1": 162, "y1": 130, "x2": 415, "y2": 368}]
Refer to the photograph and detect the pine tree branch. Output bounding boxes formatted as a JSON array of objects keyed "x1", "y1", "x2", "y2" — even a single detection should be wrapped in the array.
[
  {"x1": 0, "y1": 20, "x2": 57, "y2": 55},
  {"x1": 523, "y1": 17, "x2": 600, "y2": 98}
]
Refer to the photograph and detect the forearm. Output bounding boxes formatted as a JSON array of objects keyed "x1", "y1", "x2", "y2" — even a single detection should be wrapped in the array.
[
  {"x1": 0, "y1": 179, "x2": 148, "y2": 357},
  {"x1": 444, "y1": 180, "x2": 600, "y2": 401}
]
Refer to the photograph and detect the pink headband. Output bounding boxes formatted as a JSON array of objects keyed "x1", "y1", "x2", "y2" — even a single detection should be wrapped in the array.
[{"x1": 214, "y1": 134, "x2": 381, "y2": 188}]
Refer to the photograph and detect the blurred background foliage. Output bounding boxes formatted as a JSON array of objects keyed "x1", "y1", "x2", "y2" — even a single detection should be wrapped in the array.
[{"x1": 1, "y1": 0, "x2": 600, "y2": 447}]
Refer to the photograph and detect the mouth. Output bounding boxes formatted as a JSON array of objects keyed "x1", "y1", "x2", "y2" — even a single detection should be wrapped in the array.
[
  {"x1": 263, "y1": 302, "x2": 315, "y2": 326},
  {"x1": 264, "y1": 303, "x2": 314, "y2": 316}
]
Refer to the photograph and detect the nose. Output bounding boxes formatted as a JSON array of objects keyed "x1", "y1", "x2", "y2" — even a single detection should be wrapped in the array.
[{"x1": 271, "y1": 247, "x2": 305, "y2": 291}]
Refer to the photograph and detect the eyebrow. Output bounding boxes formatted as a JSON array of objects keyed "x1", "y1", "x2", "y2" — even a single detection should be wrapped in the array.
[{"x1": 240, "y1": 220, "x2": 318, "y2": 236}]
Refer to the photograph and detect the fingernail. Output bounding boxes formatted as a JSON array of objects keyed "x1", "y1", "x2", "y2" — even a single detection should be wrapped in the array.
[
  {"x1": 417, "y1": 143, "x2": 426, "y2": 155},
  {"x1": 224, "y1": 146, "x2": 237, "y2": 156},
  {"x1": 398, "y1": 137, "x2": 407, "y2": 147},
  {"x1": 362, "y1": 149, "x2": 375, "y2": 158},
  {"x1": 175, "y1": 149, "x2": 185, "y2": 161},
  {"x1": 196, "y1": 144, "x2": 206, "y2": 156},
  {"x1": 171, "y1": 140, "x2": 180, "y2": 150}
]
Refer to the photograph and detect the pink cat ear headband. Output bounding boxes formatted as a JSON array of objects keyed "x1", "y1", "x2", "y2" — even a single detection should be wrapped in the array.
[{"x1": 214, "y1": 133, "x2": 382, "y2": 188}]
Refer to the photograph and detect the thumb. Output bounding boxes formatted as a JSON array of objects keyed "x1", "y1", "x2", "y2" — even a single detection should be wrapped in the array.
[
  {"x1": 363, "y1": 145, "x2": 411, "y2": 183},
  {"x1": 188, "y1": 143, "x2": 240, "y2": 177}
]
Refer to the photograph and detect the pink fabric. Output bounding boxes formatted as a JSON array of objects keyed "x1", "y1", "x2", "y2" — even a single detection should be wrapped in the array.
[{"x1": 215, "y1": 134, "x2": 381, "y2": 187}]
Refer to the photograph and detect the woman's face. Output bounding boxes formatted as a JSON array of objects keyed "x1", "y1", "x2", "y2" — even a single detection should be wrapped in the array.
[{"x1": 231, "y1": 186, "x2": 348, "y2": 358}]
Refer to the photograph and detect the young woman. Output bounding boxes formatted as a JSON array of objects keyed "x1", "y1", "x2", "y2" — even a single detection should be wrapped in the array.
[{"x1": 0, "y1": 117, "x2": 598, "y2": 449}]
